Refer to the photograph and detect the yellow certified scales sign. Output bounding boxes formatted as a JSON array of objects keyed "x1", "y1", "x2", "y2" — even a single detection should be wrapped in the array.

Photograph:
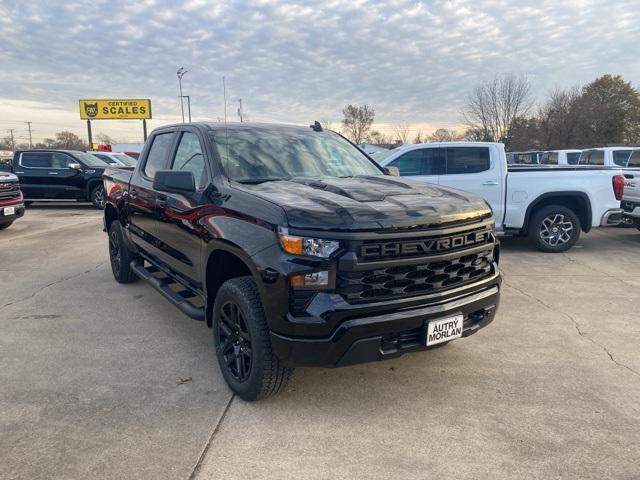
[{"x1": 79, "y1": 99, "x2": 152, "y2": 120}]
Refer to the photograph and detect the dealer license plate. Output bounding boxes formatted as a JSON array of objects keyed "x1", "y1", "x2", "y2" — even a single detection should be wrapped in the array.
[
  {"x1": 426, "y1": 315, "x2": 464, "y2": 346},
  {"x1": 3, "y1": 206, "x2": 15, "y2": 216}
]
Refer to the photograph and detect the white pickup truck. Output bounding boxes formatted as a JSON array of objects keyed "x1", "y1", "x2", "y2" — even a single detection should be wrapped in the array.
[
  {"x1": 377, "y1": 142, "x2": 625, "y2": 252},
  {"x1": 578, "y1": 147, "x2": 639, "y2": 167},
  {"x1": 540, "y1": 149, "x2": 582, "y2": 165},
  {"x1": 621, "y1": 150, "x2": 640, "y2": 227}
]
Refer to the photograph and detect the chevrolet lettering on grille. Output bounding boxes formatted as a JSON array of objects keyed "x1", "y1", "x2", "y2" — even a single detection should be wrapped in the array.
[{"x1": 360, "y1": 230, "x2": 491, "y2": 259}]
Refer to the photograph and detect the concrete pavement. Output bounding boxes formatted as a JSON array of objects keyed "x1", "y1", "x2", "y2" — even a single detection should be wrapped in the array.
[{"x1": 1, "y1": 207, "x2": 639, "y2": 479}]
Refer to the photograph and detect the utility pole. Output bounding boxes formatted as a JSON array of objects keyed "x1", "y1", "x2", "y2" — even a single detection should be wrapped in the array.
[
  {"x1": 24, "y1": 121, "x2": 33, "y2": 148},
  {"x1": 8, "y1": 129, "x2": 15, "y2": 150},
  {"x1": 237, "y1": 98, "x2": 244, "y2": 122}
]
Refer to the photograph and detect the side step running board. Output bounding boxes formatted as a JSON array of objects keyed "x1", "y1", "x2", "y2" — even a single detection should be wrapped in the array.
[{"x1": 130, "y1": 261, "x2": 205, "y2": 321}]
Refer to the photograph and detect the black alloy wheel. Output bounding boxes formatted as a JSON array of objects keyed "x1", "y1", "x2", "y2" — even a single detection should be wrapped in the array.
[{"x1": 218, "y1": 300, "x2": 253, "y2": 382}]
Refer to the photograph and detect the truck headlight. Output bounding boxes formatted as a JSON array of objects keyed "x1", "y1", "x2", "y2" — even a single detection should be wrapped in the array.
[
  {"x1": 279, "y1": 231, "x2": 339, "y2": 258},
  {"x1": 290, "y1": 271, "x2": 329, "y2": 289}
]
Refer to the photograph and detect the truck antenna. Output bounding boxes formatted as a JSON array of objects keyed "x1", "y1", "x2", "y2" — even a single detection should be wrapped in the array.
[
  {"x1": 223, "y1": 76, "x2": 229, "y2": 164},
  {"x1": 310, "y1": 120, "x2": 323, "y2": 132}
]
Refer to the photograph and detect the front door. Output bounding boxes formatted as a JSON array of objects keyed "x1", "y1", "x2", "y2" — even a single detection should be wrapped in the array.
[{"x1": 153, "y1": 130, "x2": 209, "y2": 287}]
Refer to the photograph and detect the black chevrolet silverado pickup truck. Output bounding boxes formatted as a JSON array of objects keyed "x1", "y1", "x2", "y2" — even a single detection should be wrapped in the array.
[{"x1": 103, "y1": 122, "x2": 501, "y2": 401}]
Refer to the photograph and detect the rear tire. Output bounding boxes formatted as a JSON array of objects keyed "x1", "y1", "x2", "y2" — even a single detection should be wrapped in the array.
[
  {"x1": 0, "y1": 221, "x2": 13, "y2": 230},
  {"x1": 213, "y1": 276, "x2": 292, "y2": 401},
  {"x1": 108, "y1": 221, "x2": 139, "y2": 283},
  {"x1": 528, "y1": 205, "x2": 581, "y2": 253},
  {"x1": 91, "y1": 185, "x2": 105, "y2": 209}
]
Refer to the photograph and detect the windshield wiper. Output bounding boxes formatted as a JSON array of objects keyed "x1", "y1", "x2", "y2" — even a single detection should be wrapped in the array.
[{"x1": 234, "y1": 177, "x2": 291, "y2": 185}]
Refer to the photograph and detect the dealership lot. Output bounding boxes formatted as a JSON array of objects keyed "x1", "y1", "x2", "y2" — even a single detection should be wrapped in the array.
[{"x1": 1, "y1": 207, "x2": 639, "y2": 480}]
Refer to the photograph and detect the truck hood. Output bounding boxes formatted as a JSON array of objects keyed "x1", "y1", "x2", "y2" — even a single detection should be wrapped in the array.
[
  {"x1": 233, "y1": 176, "x2": 491, "y2": 230},
  {"x1": 0, "y1": 171, "x2": 19, "y2": 182}
]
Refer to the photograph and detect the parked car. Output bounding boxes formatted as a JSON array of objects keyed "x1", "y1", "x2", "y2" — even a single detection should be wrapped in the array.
[
  {"x1": 378, "y1": 142, "x2": 625, "y2": 252},
  {"x1": 507, "y1": 151, "x2": 543, "y2": 164},
  {"x1": 540, "y1": 149, "x2": 582, "y2": 165},
  {"x1": 103, "y1": 122, "x2": 502, "y2": 401},
  {"x1": 91, "y1": 151, "x2": 138, "y2": 167},
  {"x1": 9, "y1": 149, "x2": 114, "y2": 208},
  {"x1": 621, "y1": 150, "x2": 640, "y2": 227},
  {"x1": 578, "y1": 147, "x2": 639, "y2": 167},
  {"x1": 0, "y1": 171, "x2": 25, "y2": 229}
]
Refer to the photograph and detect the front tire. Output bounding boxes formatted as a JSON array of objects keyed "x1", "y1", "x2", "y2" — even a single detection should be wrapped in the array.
[
  {"x1": 528, "y1": 205, "x2": 581, "y2": 253},
  {"x1": 213, "y1": 277, "x2": 292, "y2": 401},
  {"x1": 108, "y1": 221, "x2": 139, "y2": 283},
  {"x1": 91, "y1": 185, "x2": 105, "y2": 209},
  {"x1": 0, "y1": 221, "x2": 13, "y2": 230}
]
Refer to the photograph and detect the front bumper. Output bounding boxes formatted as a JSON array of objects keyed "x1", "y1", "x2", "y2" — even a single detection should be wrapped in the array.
[
  {"x1": 0, "y1": 202, "x2": 25, "y2": 223},
  {"x1": 270, "y1": 271, "x2": 501, "y2": 367}
]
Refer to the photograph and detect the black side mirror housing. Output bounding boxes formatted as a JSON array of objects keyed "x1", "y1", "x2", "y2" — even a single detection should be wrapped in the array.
[{"x1": 153, "y1": 170, "x2": 195, "y2": 195}]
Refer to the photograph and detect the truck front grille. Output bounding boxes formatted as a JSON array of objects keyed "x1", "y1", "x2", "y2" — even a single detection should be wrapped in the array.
[{"x1": 336, "y1": 247, "x2": 494, "y2": 304}]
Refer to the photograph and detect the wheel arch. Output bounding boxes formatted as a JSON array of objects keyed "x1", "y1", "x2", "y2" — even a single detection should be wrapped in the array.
[
  {"x1": 523, "y1": 191, "x2": 592, "y2": 234},
  {"x1": 86, "y1": 178, "x2": 103, "y2": 199},
  {"x1": 204, "y1": 241, "x2": 263, "y2": 328}
]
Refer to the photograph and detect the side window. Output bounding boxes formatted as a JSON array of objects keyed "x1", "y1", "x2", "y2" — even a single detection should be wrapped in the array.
[
  {"x1": 143, "y1": 133, "x2": 174, "y2": 178},
  {"x1": 170, "y1": 132, "x2": 206, "y2": 188},
  {"x1": 444, "y1": 147, "x2": 490, "y2": 174},
  {"x1": 51, "y1": 153, "x2": 75, "y2": 168},
  {"x1": 613, "y1": 150, "x2": 631, "y2": 167},
  {"x1": 390, "y1": 150, "x2": 423, "y2": 176},
  {"x1": 628, "y1": 151, "x2": 640, "y2": 168},
  {"x1": 20, "y1": 152, "x2": 53, "y2": 168},
  {"x1": 540, "y1": 152, "x2": 558, "y2": 165},
  {"x1": 585, "y1": 151, "x2": 604, "y2": 165},
  {"x1": 94, "y1": 154, "x2": 114, "y2": 164},
  {"x1": 567, "y1": 152, "x2": 580, "y2": 165}
]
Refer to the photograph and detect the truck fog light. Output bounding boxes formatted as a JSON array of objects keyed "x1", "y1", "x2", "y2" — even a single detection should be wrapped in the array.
[{"x1": 290, "y1": 271, "x2": 329, "y2": 289}]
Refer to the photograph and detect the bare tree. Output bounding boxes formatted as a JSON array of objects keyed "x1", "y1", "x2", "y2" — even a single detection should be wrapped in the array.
[
  {"x1": 96, "y1": 133, "x2": 114, "y2": 144},
  {"x1": 462, "y1": 74, "x2": 534, "y2": 142},
  {"x1": 428, "y1": 128, "x2": 464, "y2": 142},
  {"x1": 413, "y1": 130, "x2": 424, "y2": 143},
  {"x1": 391, "y1": 122, "x2": 410, "y2": 144},
  {"x1": 35, "y1": 131, "x2": 87, "y2": 150},
  {"x1": 342, "y1": 104, "x2": 375, "y2": 144},
  {"x1": 366, "y1": 130, "x2": 393, "y2": 145}
]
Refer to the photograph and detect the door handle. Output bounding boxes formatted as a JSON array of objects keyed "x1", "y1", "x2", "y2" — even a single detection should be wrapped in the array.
[
  {"x1": 482, "y1": 180, "x2": 499, "y2": 186},
  {"x1": 156, "y1": 198, "x2": 167, "y2": 209},
  {"x1": 130, "y1": 188, "x2": 138, "y2": 199},
  {"x1": 48, "y1": 171, "x2": 59, "y2": 175}
]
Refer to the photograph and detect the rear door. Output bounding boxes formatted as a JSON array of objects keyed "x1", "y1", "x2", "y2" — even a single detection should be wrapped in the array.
[
  {"x1": 438, "y1": 145, "x2": 504, "y2": 221},
  {"x1": 386, "y1": 147, "x2": 439, "y2": 185},
  {"x1": 128, "y1": 131, "x2": 176, "y2": 256},
  {"x1": 154, "y1": 129, "x2": 209, "y2": 286}
]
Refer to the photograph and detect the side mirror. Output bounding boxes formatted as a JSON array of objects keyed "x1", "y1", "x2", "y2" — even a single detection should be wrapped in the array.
[
  {"x1": 68, "y1": 163, "x2": 82, "y2": 170},
  {"x1": 386, "y1": 166, "x2": 400, "y2": 176},
  {"x1": 153, "y1": 170, "x2": 195, "y2": 195}
]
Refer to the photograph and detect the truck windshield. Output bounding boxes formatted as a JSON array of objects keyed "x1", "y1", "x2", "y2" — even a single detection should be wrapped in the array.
[{"x1": 212, "y1": 127, "x2": 383, "y2": 182}]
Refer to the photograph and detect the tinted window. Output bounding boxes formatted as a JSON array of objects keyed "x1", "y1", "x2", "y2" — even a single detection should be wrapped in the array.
[
  {"x1": 171, "y1": 132, "x2": 206, "y2": 188},
  {"x1": 540, "y1": 152, "x2": 558, "y2": 165},
  {"x1": 51, "y1": 153, "x2": 76, "y2": 168},
  {"x1": 567, "y1": 152, "x2": 581, "y2": 165},
  {"x1": 144, "y1": 133, "x2": 174, "y2": 178},
  {"x1": 21, "y1": 152, "x2": 53, "y2": 168},
  {"x1": 580, "y1": 150, "x2": 604, "y2": 165},
  {"x1": 627, "y1": 150, "x2": 640, "y2": 168},
  {"x1": 444, "y1": 147, "x2": 490, "y2": 174},
  {"x1": 613, "y1": 150, "x2": 631, "y2": 167},
  {"x1": 391, "y1": 150, "x2": 422, "y2": 175}
]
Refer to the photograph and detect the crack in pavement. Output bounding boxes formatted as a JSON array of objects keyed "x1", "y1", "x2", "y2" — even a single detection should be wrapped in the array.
[
  {"x1": 560, "y1": 251, "x2": 638, "y2": 289},
  {"x1": 187, "y1": 394, "x2": 235, "y2": 480},
  {"x1": 503, "y1": 278, "x2": 640, "y2": 380},
  {"x1": 0, "y1": 262, "x2": 106, "y2": 311}
]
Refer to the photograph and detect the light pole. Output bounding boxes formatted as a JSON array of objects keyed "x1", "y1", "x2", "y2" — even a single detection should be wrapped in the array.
[{"x1": 177, "y1": 67, "x2": 187, "y2": 123}]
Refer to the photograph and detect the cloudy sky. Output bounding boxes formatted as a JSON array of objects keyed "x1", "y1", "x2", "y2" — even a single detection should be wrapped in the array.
[{"x1": 1, "y1": 0, "x2": 639, "y2": 144}]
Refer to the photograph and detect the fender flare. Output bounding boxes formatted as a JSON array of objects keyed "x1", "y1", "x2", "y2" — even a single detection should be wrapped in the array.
[{"x1": 522, "y1": 191, "x2": 592, "y2": 234}]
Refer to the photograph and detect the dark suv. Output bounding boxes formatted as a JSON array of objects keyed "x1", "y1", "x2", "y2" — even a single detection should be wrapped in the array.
[
  {"x1": 10, "y1": 149, "x2": 112, "y2": 208},
  {"x1": 103, "y1": 122, "x2": 502, "y2": 401}
]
